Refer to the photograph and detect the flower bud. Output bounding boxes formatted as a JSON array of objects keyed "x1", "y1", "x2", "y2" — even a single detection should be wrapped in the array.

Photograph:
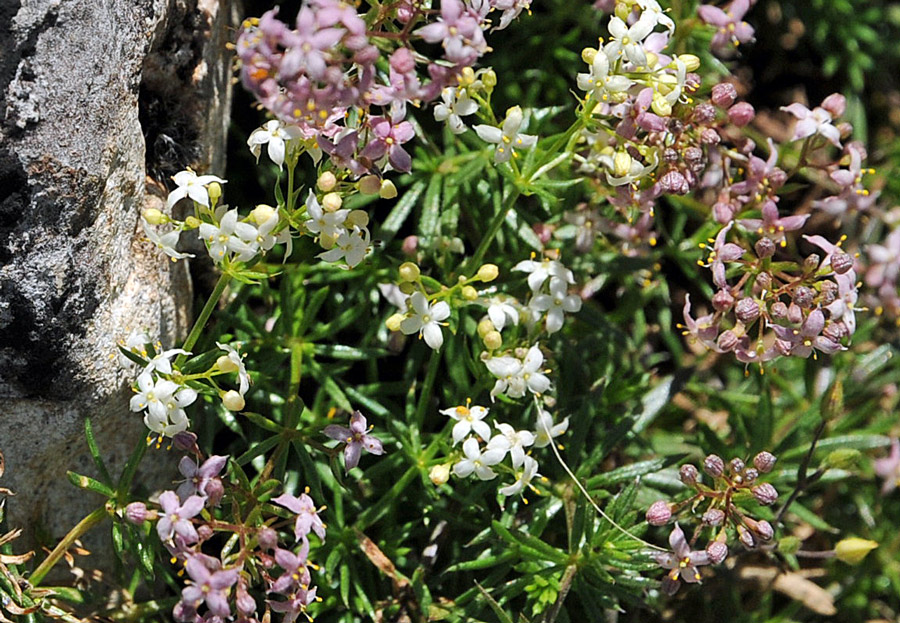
[
  {"x1": 613, "y1": 151, "x2": 633, "y2": 178},
  {"x1": 380, "y1": 179, "x2": 398, "y2": 199},
  {"x1": 236, "y1": 581, "x2": 257, "y2": 617},
  {"x1": 651, "y1": 91, "x2": 672, "y2": 117},
  {"x1": 706, "y1": 540, "x2": 729, "y2": 564},
  {"x1": 197, "y1": 524, "x2": 214, "y2": 541},
  {"x1": 322, "y1": 192, "x2": 343, "y2": 212},
  {"x1": 646, "y1": 500, "x2": 672, "y2": 526},
  {"x1": 184, "y1": 215, "x2": 201, "y2": 229},
  {"x1": 483, "y1": 69, "x2": 498, "y2": 90},
  {"x1": 823, "y1": 448, "x2": 861, "y2": 470},
  {"x1": 753, "y1": 451, "x2": 777, "y2": 473},
  {"x1": 399, "y1": 262, "x2": 420, "y2": 282},
  {"x1": 458, "y1": 66, "x2": 476, "y2": 86},
  {"x1": 713, "y1": 201, "x2": 734, "y2": 223},
  {"x1": 204, "y1": 478, "x2": 225, "y2": 507},
  {"x1": 779, "y1": 535, "x2": 801, "y2": 554},
  {"x1": 771, "y1": 301, "x2": 788, "y2": 320},
  {"x1": 429, "y1": 463, "x2": 451, "y2": 486},
  {"x1": 462, "y1": 285, "x2": 478, "y2": 301},
  {"x1": 769, "y1": 167, "x2": 788, "y2": 189},
  {"x1": 834, "y1": 537, "x2": 878, "y2": 565},
  {"x1": 753, "y1": 272, "x2": 773, "y2": 295},
  {"x1": 217, "y1": 354, "x2": 239, "y2": 373},
  {"x1": 743, "y1": 468, "x2": 758, "y2": 482},
  {"x1": 692, "y1": 103, "x2": 716, "y2": 124},
  {"x1": 258, "y1": 526, "x2": 278, "y2": 551},
  {"x1": 711, "y1": 83, "x2": 738, "y2": 108},
  {"x1": 386, "y1": 313, "x2": 404, "y2": 332},
  {"x1": 483, "y1": 330, "x2": 502, "y2": 351},
  {"x1": 684, "y1": 146, "x2": 704, "y2": 165},
  {"x1": 346, "y1": 209, "x2": 369, "y2": 228},
  {"x1": 755, "y1": 237, "x2": 775, "y2": 259},
  {"x1": 787, "y1": 303, "x2": 803, "y2": 324},
  {"x1": 837, "y1": 121, "x2": 853, "y2": 138},
  {"x1": 359, "y1": 175, "x2": 381, "y2": 195},
  {"x1": 477, "y1": 263, "x2": 499, "y2": 282},
  {"x1": 581, "y1": 47, "x2": 598, "y2": 64},
  {"x1": 704, "y1": 454, "x2": 725, "y2": 477},
  {"x1": 821, "y1": 93, "x2": 846, "y2": 117},
  {"x1": 729, "y1": 457, "x2": 745, "y2": 474},
  {"x1": 831, "y1": 252, "x2": 853, "y2": 275},
  {"x1": 751, "y1": 483, "x2": 778, "y2": 505},
  {"x1": 401, "y1": 235, "x2": 418, "y2": 257},
  {"x1": 712, "y1": 289, "x2": 734, "y2": 312},
  {"x1": 142, "y1": 208, "x2": 166, "y2": 225},
  {"x1": 398, "y1": 281, "x2": 416, "y2": 294},
  {"x1": 753, "y1": 519, "x2": 774, "y2": 541},
  {"x1": 125, "y1": 502, "x2": 148, "y2": 524},
  {"x1": 222, "y1": 390, "x2": 245, "y2": 412},
  {"x1": 792, "y1": 286, "x2": 816, "y2": 309},
  {"x1": 207, "y1": 182, "x2": 223, "y2": 204},
  {"x1": 820, "y1": 280, "x2": 838, "y2": 305},
  {"x1": 172, "y1": 431, "x2": 198, "y2": 452},
  {"x1": 317, "y1": 171, "x2": 337, "y2": 192},
  {"x1": 738, "y1": 524, "x2": 756, "y2": 549},
  {"x1": 250, "y1": 204, "x2": 276, "y2": 225},
  {"x1": 477, "y1": 317, "x2": 495, "y2": 338},
  {"x1": 678, "y1": 54, "x2": 701, "y2": 72},
  {"x1": 703, "y1": 509, "x2": 725, "y2": 526},
  {"x1": 735, "y1": 298, "x2": 761, "y2": 324},
  {"x1": 717, "y1": 330, "x2": 739, "y2": 352},
  {"x1": 679, "y1": 464, "x2": 700, "y2": 485},
  {"x1": 804, "y1": 254, "x2": 821, "y2": 272},
  {"x1": 727, "y1": 102, "x2": 755, "y2": 127},
  {"x1": 701, "y1": 128, "x2": 721, "y2": 145},
  {"x1": 390, "y1": 46, "x2": 416, "y2": 74},
  {"x1": 659, "y1": 170, "x2": 689, "y2": 195}
]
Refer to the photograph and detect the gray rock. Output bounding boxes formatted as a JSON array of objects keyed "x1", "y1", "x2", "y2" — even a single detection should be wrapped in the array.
[{"x1": 0, "y1": 0, "x2": 236, "y2": 558}]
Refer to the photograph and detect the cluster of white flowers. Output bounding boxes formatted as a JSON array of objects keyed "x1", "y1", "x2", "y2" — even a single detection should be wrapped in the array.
[
  {"x1": 199, "y1": 204, "x2": 288, "y2": 264},
  {"x1": 304, "y1": 190, "x2": 371, "y2": 268},
  {"x1": 128, "y1": 347, "x2": 197, "y2": 439},
  {"x1": 399, "y1": 292, "x2": 451, "y2": 350},
  {"x1": 484, "y1": 344, "x2": 551, "y2": 401},
  {"x1": 515, "y1": 257, "x2": 582, "y2": 334}
]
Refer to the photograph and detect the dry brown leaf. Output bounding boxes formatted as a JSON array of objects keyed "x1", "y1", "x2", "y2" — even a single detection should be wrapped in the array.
[
  {"x1": 356, "y1": 529, "x2": 409, "y2": 590},
  {"x1": 740, "y1": 566, "x2": 836, "y2": 616}
]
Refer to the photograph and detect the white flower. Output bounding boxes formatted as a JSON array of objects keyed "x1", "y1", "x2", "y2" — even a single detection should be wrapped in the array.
[
  {"x1": 434, "y1": 87, "x2": 479, "y2": 134},
  {"x1": 518, "y1": 345, "x2": 552, "y2": 395},
  {"x1": 488, "y1": 422, "x2": 535, "y2": 468},
  {"x1": 485, "y1": 345, "x2": 551, "y2": 400},
  {"x1": 198, "y1": 209, "x2": 260, "y2": 263},
  {"x1": 440, "y1": 403, "x2": 492, "y2": 444},
  {"x1": 513, "y1": 256, "x2": 574, "y2": 292},
  {"x1": 130, "y1": 373, "x2": 197, "y2": 437},
  {"x1": 474, "y1": 106, "x2": 537, "y2": 164},
  {"x1": 605, "y1": 12, "x2": 657, "y2": 67},
  {"x1": 487, "y1": 295, "x2": 521, "y2": 331},
  {"x1": 453, "y1": 437, "x2": 505, "y2": 480},
  {"x1": 576, "y1": 51, "x2": 632, "y2": 103},
  {"x1": 597, "y1": 150, "x2": 659, "y2": 187},
  {"x1": 117, "y1": 329, "x2": 152, "y2": 369},
  {"x1": 533, "y1": 408, "x2": 568, "y2": 448},
  {"x1": 635, "y1": 0, "x2": 675, "y2": 33},
  {"x1": 317, "y1": 226, "x2": 370, "y2": 268},
  {"x1": 304, "y1": 190, "x2": 348, "y2": 248},
  {"x1": 247, "y1": 120, "x2": 304, "y2": 170},
  {"x1": 143, "y1": 348, "x2": 190, "y2": 376},
  {"x1": 217, "y1": 342, "x2": 250, "y2": 394},
  {"x1": 141, "y1": 218, "x2": 193, "y2": 260},
  {"x1": 166, "y1": 169, "x2": 226, "y2": 209},
  {"x1": 499, "y1": 455, "x2": 540, "y2": 497},
  {"x1": 250, "y1": 205, "x2": 281, "y2": 252},
  {"x1": 399, "y1": 292, "x2": 451, "y2": 350},
  {"x1": 484, "y1": 354, "x2": 522, "y2": 401},
  {"x1": 529, "y1": 277, "x2": 583, "y2": 333}
]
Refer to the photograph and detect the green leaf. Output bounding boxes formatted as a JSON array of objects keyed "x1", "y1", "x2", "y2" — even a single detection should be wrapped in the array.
[
  {"x1": 67, "y1": 471, "x2": 114, "y2": 498},
  {"x1": 83, "y1": 418, "x2": 112, "y2": 486},
  {"x1": 418, "y1": 174, "x2": 443, "y2": 242},
  {"x1": 586, "y1": 456, "x2": 682, "y2": 490},
  {"x1": 475, "y1": 581, "x2": 515, "y2": 623},
  {"x1": 491, "y1": 521, "x2": 568, "y2": 564}
]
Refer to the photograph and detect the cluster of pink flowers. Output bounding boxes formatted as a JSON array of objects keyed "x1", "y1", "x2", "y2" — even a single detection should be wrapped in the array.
[{"x1": 646, "y1": 451, "x2": 779, "y2": 594}]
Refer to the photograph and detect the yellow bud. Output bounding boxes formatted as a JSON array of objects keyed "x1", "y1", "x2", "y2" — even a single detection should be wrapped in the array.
[
  {"x1": 399, "y1": 262, "x2": 420, "y2": 282},
  {"x1": 581, "y1": 47, "x2": 598, "y2": 64},
  {"x1": 679, "y1": 54, "x2": 701, "y2": 72},
  {"x1": 207, "y1": 182, "x2": 222, "y2": 203},
  {"x1": 645, "y1": 51, "x2": 658, "y2": 69},
  {"x1": 613, "y1": 151, "x2": 633, "y2": 178},
  {"x1": 834, "y1": 538, "x2": 878, "y2": 565},
  {"x1": 358, "y1": 175, "x2": 381, "y2": 195},
  {"x1": 184, "y1": 216, "x2": 201, "y2": 229},
  {"x1": 477, "y1": 317, "x2": 494, "y2": 338},
  {"x1": 615, "y1": 2, "x2": 630, "y2": 21},
  {"x1": 461, "y1": 285, "x2": 478, "y2": 301},
  {"x1": 398, "y1": 281, "x2": 416, "y2": 295},
  {"x1": 216, "y1": 355, "x2": 238, "y2": 373},
  {"x1": 429, "y1": 463, "x2": 450, "y2": 485},
  {"x1": 317, "y1": 171, "x2": 337, "y2": 192},
  {"x1": 222, "y1": 390, "x2": 245, "y2": 412},
  {"x1": 651, "y1": 91, "x2": 672, "y2": 117},
  {"x1": 346, "y1": 209, "x2": 369, "y2": 228},
  {"x1": 142, "y1": 208, "x2": 166, "y2": 225},
  {"x1": 459, "y1": 66, "x2": 476, "y2": 87},
  {"x1": 483, "y1": 69, "x2": 497, "y2": 90},
  {"x1": 476, "y1": 263, "x2": 499, "y2": 282},
  {"x1": 250, "y1": 204, "x2": 276, "y2": 225},
  {"x1": 322, "y1": 192, "x2": 343, "y2": 212},
  {"x1": 386, "y1": 313, "x2": 405, "y2": 332},
  {"x1": 483, "y1": 330, "x2": 502, "y2": 350},
  {"x1": 379, "y1": 179, "x2": 398, "y2": 199}
]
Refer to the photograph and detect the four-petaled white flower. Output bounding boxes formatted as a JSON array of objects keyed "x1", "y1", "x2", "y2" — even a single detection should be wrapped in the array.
[
  {"x1": 453, "y1": 437, "x2": 505, "y2": 480},
  {"x1": 304, "y1": 190, "x2": 348, "y2": 248},
  {"x1": 605, "y1": 12, "x2": 657, "y2": 67},
  {"x1": 533, "y1": 408, "x2": 569, "y2": 448},
  {"x1": 199, "y1": 209, "x2": 259, "y2": 263},
  {"x1": 216, "y1": 342, "x2": 251, "y2": 395},
  {"x1": 513, "y1": 256, "x2": 575, "y2": 293},
  {"x1": 636, "y1": 0, "x2": 675, "y2": 33},
  {"x1": 487, "y1": 423, "x2": 535, "y2": 468},
  {"x1": 499, "y1": 455, "x2": 540, "y2": 497},
  {"x1": 247, "y1": 120, "x2": 304, "y2": 170},
  {"x1": 576, "y1": 51, "x2": 632, "y2": 103},
  {"x1": 142, "y1": 218, "x2": 193, "y2": 260},
  {"x1": 130, "y1": 373, "x2": 197, "y2": 438},
  {"x1": 474, "y1": 106, "x2": 537, "y2": 164},
  {"x1": 529, "y1": 277, "x2": 583, "y2": 333},
  {"x1": 400, "y1": 292, "x2": 451, "y2": 350},
  {"x1": 434, "y1": 87, "x2": 479, "y2": 134},
  {"x1": 485, "y1": 345, "x2": 551, "y2": 400},
  {"x1": 166, "y1": 169, "x2": 226, "y2": 209},
  {"x1": 487, "y1": 295, "x2": 521, "y2": 331},
  {"x1": 440, "y1": 403, "x2": 492, "y2": 445},
  {"x1": 317, "y1": 225, "x2": 370, "y2": 268}
]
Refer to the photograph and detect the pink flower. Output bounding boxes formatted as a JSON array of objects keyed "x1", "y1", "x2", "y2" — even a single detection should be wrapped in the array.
[
  {"x1": 698, "y1": 0, "x2": 755, "y2": 54},
  {"x1": 180, "y1": 555, "x2": 239, "y2": 619},
  {"x1": 781, "y1": 96, "x2": 843, "y2": 148},
  {"x1": 323, "y1": 411, "x2": 385, "y2": 472},
  {"x1": 874, "y1": 437, "x2": 900, "y2": 495},
  {"x1": 654, "y1": 523, "x2": 713, "y2": 595},
  {"x1": 157, "y1": 491, "x2": 204, "y2": 543}
]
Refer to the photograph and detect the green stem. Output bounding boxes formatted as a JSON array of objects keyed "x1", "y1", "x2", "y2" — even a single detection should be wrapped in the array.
[
  {"x1": 465, "y1": 188, "x2": 521, "y2": 275},
  {"x1": 30, "y1": 507, "x2": 108, "y2": 587},
  {"x1": 414, "y1": 349, "x2": 442, "y2": 432},
  {"x1": 175, "y1": 272, "x2": 233, "y2": 367}
]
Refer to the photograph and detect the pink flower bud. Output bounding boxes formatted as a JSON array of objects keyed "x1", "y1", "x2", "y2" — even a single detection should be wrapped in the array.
[
  {"x1": 125, "y1": 502, "x2": 148, "y2": 524},
  {"x1": 401, "y1": 235, "x2": 419, "y2": 257},
  {"x1": 755, "y1": 237, "x2": 775, "y2": 259},
  {"x1": 771, "y1": 301, "x2": 788, "y2": 320},
  {"x1": 706, "y1": 540, "x2": 729, "y2": 564},
  {"x1": 711, "y1": 83, "x2": 737, "y2": 108},
  {"x1": 704, "y1": 454, "x2": 725, "y2": 477},
  {"x1": 712, "y1": 289, "x2": 735, "y2": 312},
  {"x1": 701, "y1": 128, "x2": 721, "y2": 145},
  {"x1": 753, "y1": 272, "x2": 773, "y2": 295},
  {"x1": 738, "y1": 525, "x2": 757, "y2": 549},
  {"x1": 728, "y1": 102, "x2": 755, "y2": 127},
  {"x1": 172, "y1": 431, "x2": 199, "y2": 453},
  {"x1": 735, "y1": 298, "x2": 760, "y2": 324},
  {"x1": 692, "y1": 103, "x2": 716, "y2": 124},
  {"x1": 753, "y1": 519, "x2": 774, "y2": 541},
  {"x1": 787, "y1": 303, "x2": 803, "y2": 325},
  {"x1": 713, "y1": 201, "x2": 735, "y2": 224},
  {"x1": 703, "y1": 508, "x2": 725, "y2": 526},
  {"x1": 792, "y1": 286, "x2": 814, "y2": 309},
  {"x1": 659, "y1": 170, "x2": 689, "y2": 195},
  {"x1": 679, "y1": 464, "x2": 700, "y2": 485},
  {"x1": 204, "y1": 478, "x2": 225, "y2": 507},
  {"x1": 533, "y1": 223, "x2": 553, "y2": 244},
  {"x1": 769, "y1": 167, "x2": 788, "y2": 188},
  {"x1": 236, "y1": 580, "x2": 257, "y2": 617},
  {"x1": 717, "y1": 330, "x2": 739, "y2": 352},
  {"x1": 390, "y1": 47, "x2": 416, "y2": 74},
  {"x1": 804, "y1": 254, "x2": 821, "y2": 272},
  {"x1": 821, "y1": 93, "x2": 846, "y2": 117},
  {"x1": 752, "y1": 483, "x2": 778, "y2": 505},
  {"x1": 197, "y1": 524, "x2": 214, "y2": 541},
  {"x1": 729, "y1": 457, "x2": 745, "y2": 474},
  {"x1": 646, "y1": 500, "x2": 672, "y2": 526},
  {"x1": 743, "y1": 468, "x2": 759, "y2": 482},
  {"x1": 831, "y1": 252, "x2": 853, "y2": 275},
  {"x1": 258, "y1": 527, "x2": 278, "y2": 551},
  {"x1": 753, "y1": 451, "x2": 777, "y2": 473}
]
